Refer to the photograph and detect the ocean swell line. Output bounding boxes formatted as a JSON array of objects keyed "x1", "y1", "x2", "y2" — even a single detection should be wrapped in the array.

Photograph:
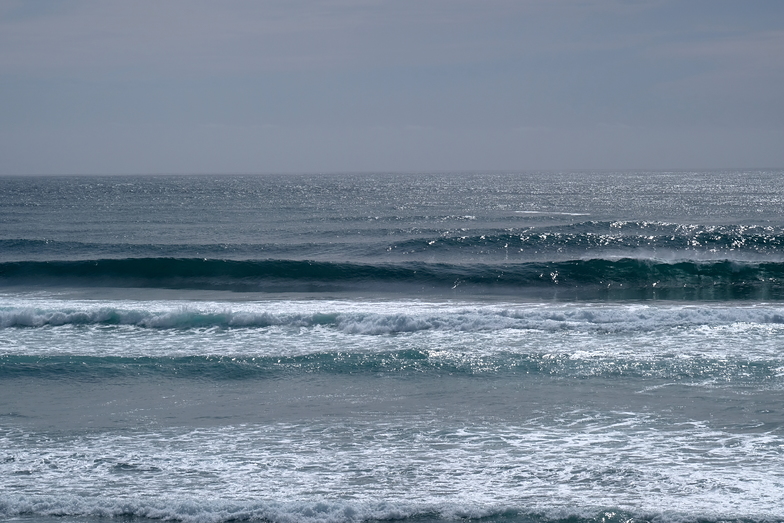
[
  {"x1": 0, "y1": 352, "x2": 779, "y2": 382},
  {"x1": 2, "y1": 258, "x2": 784, "y2": 299}
]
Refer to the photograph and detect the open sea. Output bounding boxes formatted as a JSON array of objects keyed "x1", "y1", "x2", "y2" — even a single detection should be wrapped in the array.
[{"x1": 1, "y1": 171, "x2": 784, "y2": 523}]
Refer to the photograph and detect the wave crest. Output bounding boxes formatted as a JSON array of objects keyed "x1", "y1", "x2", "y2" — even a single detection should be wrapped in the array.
[{"x1": 3, "y1": 304, "x2": 784, "y2": 333}]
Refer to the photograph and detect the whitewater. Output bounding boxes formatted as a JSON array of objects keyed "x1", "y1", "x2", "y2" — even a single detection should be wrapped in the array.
[{"x1": 1, "y1": 172, "x2": 784, "y2": 523}]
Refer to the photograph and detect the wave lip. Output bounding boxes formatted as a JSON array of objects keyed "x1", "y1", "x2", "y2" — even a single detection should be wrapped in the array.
[{"x1": 2, "y1": 257, "x2": 784, "y2": 299}]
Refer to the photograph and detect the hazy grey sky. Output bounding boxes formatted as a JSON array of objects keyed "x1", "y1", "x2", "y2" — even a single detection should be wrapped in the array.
[{"x1": 1, "y1": 0, "x2": 782, "y2": 174}]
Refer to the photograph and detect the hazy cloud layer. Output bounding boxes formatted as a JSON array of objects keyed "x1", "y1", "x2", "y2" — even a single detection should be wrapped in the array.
[{"x1": 1, "y1": 0, "x2": 782, "y2": 173}]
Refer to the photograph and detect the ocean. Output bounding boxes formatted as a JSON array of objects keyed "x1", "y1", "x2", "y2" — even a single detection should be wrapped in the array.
[{"x1": 1, "y1": 171, "x2": 783, "y2": 523}]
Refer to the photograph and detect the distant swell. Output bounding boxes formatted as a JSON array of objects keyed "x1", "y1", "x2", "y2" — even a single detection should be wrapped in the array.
[
  {"x1": 2, "y1": 257, "x2": 784, "y2": 299},
  {"x1": 6, "y1": 222, "x2": 784, "y2": 261}
]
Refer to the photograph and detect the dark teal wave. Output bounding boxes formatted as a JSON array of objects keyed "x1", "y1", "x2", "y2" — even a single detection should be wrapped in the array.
[
  {"x1": 0, "y1": 352, "x2": 778, "y2": 382},
  {"x1": 2, "y1": 257, "x2": 784, "y2": 299}
]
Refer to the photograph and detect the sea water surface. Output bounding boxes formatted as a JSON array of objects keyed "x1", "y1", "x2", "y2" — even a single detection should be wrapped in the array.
[{"x1": 1, "y1": 172, "x2": 784, "y2": 523}]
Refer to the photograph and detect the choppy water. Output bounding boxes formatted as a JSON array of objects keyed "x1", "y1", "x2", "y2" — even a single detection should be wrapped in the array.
[{"x1": 1, "y1": 172, "x2": 784, "y2": 523}]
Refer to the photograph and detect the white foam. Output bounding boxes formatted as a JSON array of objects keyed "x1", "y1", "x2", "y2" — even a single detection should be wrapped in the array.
[
  {"x1": 2, "y1": 297, "x2": 784, "y2": 361},
  {"x1": 1, "y1": 416, "x2": 782, "y2": 522},
  {"x1": 2, "y1": 297, "x2": 784, "y2": 332}
]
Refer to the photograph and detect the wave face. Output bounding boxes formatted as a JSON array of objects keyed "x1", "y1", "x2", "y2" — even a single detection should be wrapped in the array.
[
  {"x1": 2, "y1": 257, "x2": 784, "y2": 299},
  {"x1": 3, "y1": 173, "x2": 784, "y2": 523}
]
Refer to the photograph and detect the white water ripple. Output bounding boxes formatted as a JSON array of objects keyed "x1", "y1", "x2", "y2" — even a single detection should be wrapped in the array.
[{"x1": 1, "y1": 414, "x2": 783, "y2": 522}]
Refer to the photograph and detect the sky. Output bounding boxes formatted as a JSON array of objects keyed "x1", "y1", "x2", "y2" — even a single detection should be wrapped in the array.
[{"x1": 1, "y1": 0, "x2": 783, "y2": 174}]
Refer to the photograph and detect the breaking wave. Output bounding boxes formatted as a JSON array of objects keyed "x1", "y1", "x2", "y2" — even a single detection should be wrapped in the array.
[
  {"x1": 2, "y1": 303, "x2": 784, "y2": 332},
  {"x1": 0, "y1": 494, "x2": 772, "y2": 523}
]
